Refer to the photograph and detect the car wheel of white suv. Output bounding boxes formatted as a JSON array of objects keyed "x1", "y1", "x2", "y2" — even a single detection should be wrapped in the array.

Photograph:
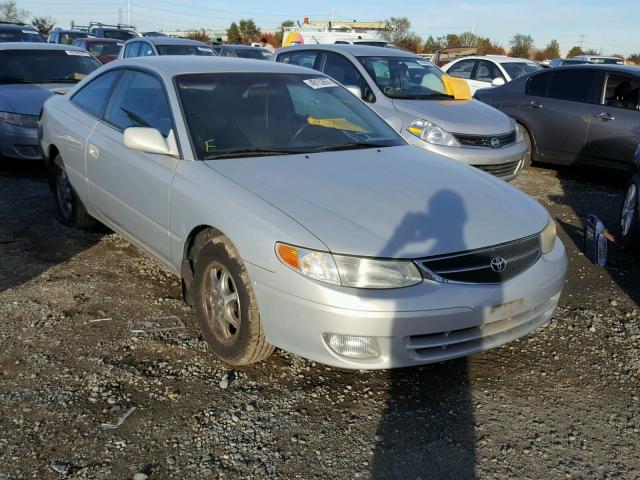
[{"x1": 192, "y1": 232, "x2": 274, "y2": 365}]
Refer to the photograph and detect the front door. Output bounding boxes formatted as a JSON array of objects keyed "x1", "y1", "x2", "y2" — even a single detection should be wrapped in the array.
[{"x1": 86, "y1": 69, "x2": 178, "y2": 263}]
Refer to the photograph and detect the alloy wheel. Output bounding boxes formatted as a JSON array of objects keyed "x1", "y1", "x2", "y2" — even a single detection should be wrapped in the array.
[
  {"x1": 56, "y1": 166, "x2": 74, "y2": 219},
  {"x1": 201, "y1": 261, "x2": 241, "y2": 343},
  {"x1": 621, "y1": 183, "x2": 637, "y2": 237}
]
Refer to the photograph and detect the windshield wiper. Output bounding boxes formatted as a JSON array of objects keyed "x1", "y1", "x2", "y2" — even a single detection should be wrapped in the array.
[
  {"x1": 203, "y1": 149, "x2": 298, "y2": 160},
  {"x1": 40, "y1": 78, "x2": 80, "y2": 84},
  {"x1": 309, "y1": 142, "x2": 389, "y2": 153},
  {"x1": 0, "y1": 77, "x2": 38, "y2": 84}
]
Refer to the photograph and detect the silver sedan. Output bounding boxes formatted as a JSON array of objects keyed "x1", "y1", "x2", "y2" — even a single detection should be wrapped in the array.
[{"x1": 40, "y1": 57, "x2": 567, "y2": 369}]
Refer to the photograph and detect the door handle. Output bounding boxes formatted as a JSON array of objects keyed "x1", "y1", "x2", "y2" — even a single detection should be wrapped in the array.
[
  {"x1": 527, "y1": 101, "x2": 543, "y2": 109},
  {"x1": 594, "y1": 112, "x2": 615, "y2": 121},
  {"x1": 88, "y1": 144, "x2": 100, "y2": 159}
]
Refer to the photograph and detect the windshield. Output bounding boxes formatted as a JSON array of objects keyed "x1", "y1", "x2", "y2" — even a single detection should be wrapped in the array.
[
  {"x1": 86, "y1": 41, "x2": 122, "y2": 57},
  {"x1": 0, "y1": 28, "x2": 45, "y2": 43},
  {"x1": 358, "y1": 56, "x2": 451, "y2": 99},
  {"x1": 157, "y1": 45, "x2": 214, "y2": 56},
  {"x1": 233, "y1": 48, "x2": 272, "y2": 60},
  {"x1": 501, "y1": 62, "x2": 542, "y2": 79},
  {"x1": 0, "y1": 49, "x2": 101, "y2": 84},
  {"x1": 102, "y1": 29, "x2": 137, "y2": 41},
  {"x1": 176, "y1": 73, "x2": 404, "y2": 160}
]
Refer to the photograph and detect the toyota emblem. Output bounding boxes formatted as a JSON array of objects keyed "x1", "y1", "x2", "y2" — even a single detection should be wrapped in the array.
[
  {"x1": 490, "y1": 137, "x2": 501, "y2": 148},
  {"x1": 490, "y1": 256, "x2": 507, "y2": 273}
]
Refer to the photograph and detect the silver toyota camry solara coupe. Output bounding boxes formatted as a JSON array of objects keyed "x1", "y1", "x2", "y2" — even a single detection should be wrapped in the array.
[{"x1": 39, "y1": 57, "x2": 567, "y2": 369}]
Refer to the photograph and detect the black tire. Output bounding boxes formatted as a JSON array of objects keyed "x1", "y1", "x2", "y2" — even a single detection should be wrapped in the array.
[
  {"x1": 192, "y1": 232, "x2": 274, "y2": 365},
  {"x1": 619, "y1": 174, "x2": 640, "y2": 252},
  {"x1": 51, "y1": 155, "x2": 96, "y2": 229},
  {"x1": 518, "y1": 122, "x2": 533, "y2": 169}
]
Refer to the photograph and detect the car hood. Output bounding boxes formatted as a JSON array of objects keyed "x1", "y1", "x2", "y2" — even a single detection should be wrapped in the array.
[
  {"x1": 205, "y1": 146, "x2": 549, "y2": 259},
  {"x1": 0, "y1": 84, "x2": 73, "y2": 116},
  {"x1": 391, "y1": 98, "x2": 513, "y2": 136}
]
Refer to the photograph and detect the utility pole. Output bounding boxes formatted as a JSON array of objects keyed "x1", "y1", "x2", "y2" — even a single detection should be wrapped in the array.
[
  {"x1": 579, "y1": 34, "x2": 585, "y2": 49},
  {"x1": 127, "y1": 0, "x2": 131, "y2": 26},
  {"x1": 118, "y1": 7, "x2": 123, "y2": 25}
]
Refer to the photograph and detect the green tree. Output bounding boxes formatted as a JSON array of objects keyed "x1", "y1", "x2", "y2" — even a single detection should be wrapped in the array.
[
  {"x1": 226, "y1": 22, "x2": 241, "y2": 44},
  {"x1": 238, "y1": 18, "x2": 260, "y2": 44},
  {"x1": 423, "y1": 35, "x2": 444, "y2": 53},
  {"x1": 396, "y1": 33, "x2": 422, "y2": 53},
  {"x1": 380, "y1": 17, "x2": 410, "y2": 44},
  {"x1": 510, "y1": 34, "x2": 534, "y2": 58},
  {"x1": 0, "y1": 0, "x2": 28, "y2": 22},
  {"x1": 566, "y1": 46, "x2": 584, "y2": 58},
  {"x1": 445, "y1": 33, "x2": 462, "y2": 47},
  {"x1": 31, "y1": 16, "x2": 54, "y2": 35},
  {"x1": 477, "y1": 38, "x2": 506, "y2": 55},
  {"x1": 545, "y1": 39, "x2": 560, "y2": 59}
]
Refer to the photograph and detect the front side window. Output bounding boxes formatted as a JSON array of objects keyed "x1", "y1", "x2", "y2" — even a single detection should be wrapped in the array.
[
  {"x1": 321, "y1": 52, "x2": 374, "y2": 102},
  {"x1": 501, "y1": 62, "x2": 542, "y2": 80},
  {"x1": 547, "y1": 70, "x2": 597, "y2": 102},
  {"x1": 72, "y1": 70, "x2": 121, "y2": 116},
  {"x1": 233, "y1": 48, "x2": 272, "y2": 60},
  {"x1": 176, "y1": 73, "x2": 404, "y2": 160},
  {"x1": 156, "y1": 45, "x2": 214, "y2": 56},
  {"x1": 475, "y1": 60, "x2": 504, "y2": 82},
  {"x1": 141, "y1": 42, "x2": 155, "y2": 56},
  {"x1": 0, "y1": 49, "x2": 100, "y2": 84},
  {"x1": 359, "y1": 56, "x2": 450, "y2": 99},
  {"x1": 104, "y1": 70, "x2": 173, "y2": 136},
  {"x1": 602, "y1": 74, "x2": 640, "y2": 110},
  {"x1": 446, "y1": 59, "x2": 476, "y2": 80}
]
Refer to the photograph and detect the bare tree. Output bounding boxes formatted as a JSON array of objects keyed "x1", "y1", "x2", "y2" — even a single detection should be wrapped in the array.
[
  {"x1": 185, "y1": 29, "x2": 209, "y2": 43},
  {"x1": 31, "y1": 16, "x2": 54, "y2": 35},
  {"x1": 0, "y1": 0, "x2": 29, "y2": 23},
  {"x1": 510, "y1": 34, "x2": 534, "y2": 58},
  {"x1": 380, "y1": 17, "x2": 411, "y2": 44}
]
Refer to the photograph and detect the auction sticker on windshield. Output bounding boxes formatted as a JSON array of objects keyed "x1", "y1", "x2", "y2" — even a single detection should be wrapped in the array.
[
  {"x1": 65, "y1": 50, "x2": 91, "y2": 56},
  {"x1": 303, "y1": 78, "x2": 338, "y2": 89}
]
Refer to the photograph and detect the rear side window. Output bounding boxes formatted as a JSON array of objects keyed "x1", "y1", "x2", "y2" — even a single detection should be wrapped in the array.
[
  {"x1": 72, "y1": 70, "x2": 121, "y2": 117},
  {"x1": 446, "y1": 59, "x2": 476, "y2": 80},
  {"x1": 104, "y1": 70, "x2": 173, "y2": 136},
  {"x1": 141, "y1": 42, "x2": 155, "y2": 56},
  {"x1": 475, "y1": 60, "x2": 504, "y2": 82},
  {"x1": 124, "y1": 42, "x2": 141, "y2": 58},
  {"x1": 547, "y1": 70, "x2": 597, "y2": 102},
  {"x1": 603, "y1": 74, "x2": 640, "y2": 110},
  {"x1": 278, "y1": 51, "x2": 319, "y2": 70},
  {"x1": 526, "y1": 72, "x2": 552, "y2": 97}
]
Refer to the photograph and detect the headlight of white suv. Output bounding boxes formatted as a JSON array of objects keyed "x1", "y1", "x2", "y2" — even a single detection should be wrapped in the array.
[
  {"x1": 515, "y1": 123, "x2": 525, "y2": 143},
  {"x1": 540, "y1": 217, "x2": 557, "y2": 254},
  {"x1": 0, "y1": 111, "x2": 38, "y2": 128},
  {"x1": 276, "y1": 242, "x2": 423, "y2": 289},
  {"x1": 407, "y1": 119, "x2": 461, "y2": 147}
]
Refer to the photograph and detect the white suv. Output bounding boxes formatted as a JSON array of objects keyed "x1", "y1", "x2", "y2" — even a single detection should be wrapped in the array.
[{"x1": 442, "y1": 55, "x2": 542, "y2": 94}]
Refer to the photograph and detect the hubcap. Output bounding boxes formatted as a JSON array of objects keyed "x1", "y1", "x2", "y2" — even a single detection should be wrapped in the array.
[
  {"x1": 56, "y1": 166, "x2": 73, "y2": 219},
  {"x1": 621, "y1": 183, "x2": 637, "y2": 236},
  {"x1": 201, "y1": 261, "x2": 241, "y2": 343}
]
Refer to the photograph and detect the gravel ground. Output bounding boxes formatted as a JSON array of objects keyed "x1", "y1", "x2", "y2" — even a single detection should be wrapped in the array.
[{"x1": 0, "y1": 161, "x2": 639, "y2": 480}]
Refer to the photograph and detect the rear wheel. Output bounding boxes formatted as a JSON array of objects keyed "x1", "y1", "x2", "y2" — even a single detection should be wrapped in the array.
[
  {"x1": 51, "y1": 155, "x2": 96, "y2": 229},
  {"x1": 619, "y1": 174, "x2": 640, "y2": 252},
  {"x1": 192, "y1": 233, "x2": 274, "y2": 365}
]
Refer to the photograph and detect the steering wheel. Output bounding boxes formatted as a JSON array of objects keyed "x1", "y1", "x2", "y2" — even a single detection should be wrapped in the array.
[{"x1": 291, "y1": 122, "x2": 312, "y2": 144}]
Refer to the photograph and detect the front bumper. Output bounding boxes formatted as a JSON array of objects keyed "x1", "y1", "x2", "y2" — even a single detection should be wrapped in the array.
[
  {"x1": 248, "y1": 239, "x2": 567, "y2": 369},
  {"x1": 0, "y1": 123, "x2": 42, "y2": 160},
  {"x1": 403, "y1": 134, "x2": 527, "y2": 182}
]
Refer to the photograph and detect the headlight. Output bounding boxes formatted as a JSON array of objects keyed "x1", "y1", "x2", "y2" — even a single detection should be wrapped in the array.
[
  {"x1": 540, "y1": 217, "x2": 557, "y2": 254},
  {"x1": 407, "y1": 119, "x2": 460, "y2": 147},
  {"x1": 515, "y1": 123, "x2": 525, "y2": 143},
  {"x1": 0, "y1": 111, "x2": 38, "y2": 128},
  {"x1": 276, "y1": 242, "x2": 423, "y2": 289}
]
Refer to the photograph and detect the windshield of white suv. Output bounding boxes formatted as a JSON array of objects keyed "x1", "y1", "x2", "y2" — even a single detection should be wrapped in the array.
[
  {"x1": 501, "y1": 62, "x2": 542, "y2": 79},
  {"x1": 176, "y1": 73, "x2": 404, "y2": 160},
  {"x1": 0, "y1": 49, "x2": 101, "y2": 84},
  {"x1": 358, "y1": 56, "x2": 452, "y2": 99}
]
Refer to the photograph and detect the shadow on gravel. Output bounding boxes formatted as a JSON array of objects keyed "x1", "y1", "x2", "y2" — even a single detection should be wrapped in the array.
[
  {"x1": 0, "y1": 159, "x2": 103, "y2": 293},
  {"x1": 370, "y1": 190, "x2": 481, "y2": 480},
  {"x1": 547, "y1": 165, "x2": 640, "y2": 307}
]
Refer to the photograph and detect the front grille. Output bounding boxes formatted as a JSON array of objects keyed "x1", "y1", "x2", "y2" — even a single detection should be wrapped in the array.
[
  {"x1": 474, "y1": 160, "x2": 521, "y2": 178},
  {"x1": 455, "y1": 131, "x2": 516, "y2": 148},
  {"x1": 418, "y1": 234, "x2": 541, "y2": 284}
]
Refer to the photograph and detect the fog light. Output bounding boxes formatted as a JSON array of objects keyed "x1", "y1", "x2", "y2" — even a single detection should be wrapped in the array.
[{"x1": 323, "y1": 334, "x2": 381, "y2": 359}]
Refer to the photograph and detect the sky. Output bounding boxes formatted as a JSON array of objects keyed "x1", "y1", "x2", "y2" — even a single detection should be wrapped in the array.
[{"x1": 19, "y1": 0, "x2": 639, "y2": 56}]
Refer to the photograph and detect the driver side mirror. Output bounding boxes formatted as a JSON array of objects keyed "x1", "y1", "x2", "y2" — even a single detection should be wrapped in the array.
[
  {"x1": 344, "y1": 85, "x2": 363, "y2": 99},
  {"x1": 123, "y1": 127, "x2": 179, "y2": 157},
  {"x1": 491, "y1": 77, "x2": 506, "y2": 87}
]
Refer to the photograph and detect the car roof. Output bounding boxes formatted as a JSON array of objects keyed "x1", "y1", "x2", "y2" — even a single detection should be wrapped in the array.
[
  {"x1": 223, "y1": 44, "x2": 267, "y2": 50},
  {"x1": 277, "y1": 43, "x2": 418, "y2": 58},
  {"x1": 138, "y1": 37, "x2": 208, "y2": 46},
  {"x1": 569, "y1": 63, "x2": 640, "y2": 74},
  {"x1": 0, "y1": 42, "x2": 86, "y2": 51},
  {"x1": 83, "y1": 37, "x2": 123, "y2": 43},
  {"x1": 0, "y1": 22, "x2": 36, "y2": 30},
  {"x1": 450, "y1": 55, "x2": 537, "y2": 64},
  {"x1": 102, "y1": 55, "x2": 322, "y2": 77}
]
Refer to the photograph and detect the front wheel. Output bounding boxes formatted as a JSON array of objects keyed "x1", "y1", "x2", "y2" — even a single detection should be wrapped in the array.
[
  {"x1": 517, "y1": 122, "x2": 533, "y2": 169},
  {"x1": 619, "y1": 174, "x2": 640, "y2": 252},
  {"x1": 193, "y1": 235, "x2": 274, "y2": 365},
  {"x1": 51, "y1": 155, "x2": 96, "y2": 229}
]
